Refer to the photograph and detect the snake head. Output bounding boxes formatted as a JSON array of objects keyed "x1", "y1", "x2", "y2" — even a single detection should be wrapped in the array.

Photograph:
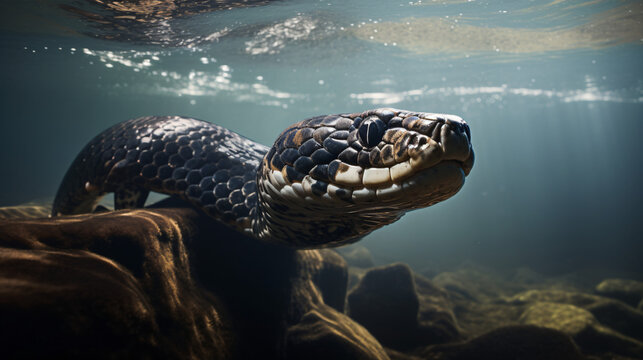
[{"x1": 256, "y1": 108, "x2": 474, "y2": 247}]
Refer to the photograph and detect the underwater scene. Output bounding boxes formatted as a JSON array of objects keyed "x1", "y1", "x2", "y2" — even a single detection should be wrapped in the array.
[{"x1": 0, "y1": 0, "x2": 642, "y2": 358}]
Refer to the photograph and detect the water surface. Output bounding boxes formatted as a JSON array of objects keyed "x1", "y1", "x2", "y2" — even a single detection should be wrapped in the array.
[{"x1": 1, "y1": 0, "x2": 641, "y2": 275}]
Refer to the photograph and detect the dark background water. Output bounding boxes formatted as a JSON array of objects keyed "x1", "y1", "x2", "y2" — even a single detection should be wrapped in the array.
[{"x1": 1, "y1": 0, "x2": 641, "y2": 276}]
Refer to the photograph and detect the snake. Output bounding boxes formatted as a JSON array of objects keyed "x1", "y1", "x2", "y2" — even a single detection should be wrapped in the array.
[{"x1": 52, "y1": 108, "x2": 474, "y2": 248}]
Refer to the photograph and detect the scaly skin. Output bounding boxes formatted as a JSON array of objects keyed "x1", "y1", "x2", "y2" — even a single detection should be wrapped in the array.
[{"x1": 53, "y1": 108, "x2": 474, "y2": 248}]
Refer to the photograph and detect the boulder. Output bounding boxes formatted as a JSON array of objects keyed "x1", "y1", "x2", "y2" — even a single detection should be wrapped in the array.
[
  {"x1": 348, "y1": 266, "x2": 368, "y2": 289},
  {"x1": 420, "y1": 325, "x2": 585, "y2": 360},
  {"x1": 414, "y1": 274, "x2": 462, "y2": 343},
  {"x1": 519, "y1": 302, "x2": 643, "y2": 358},
  {"x1": 507, "y1": 289, "x2": 603, "y2": 307},
  {"x1": 347, "y1": 263, "x2": 461, "y2": 350},
  {"x1": 432, "y1": 266, "x2": 526, "y2": 303},
  {"x1": 0, "y1": 207, "x2": 229, "y2": 359},
  {"x1": 0, "y1": 204, "x2": 375, "y2": 359},
  {"x1": 432, "y1": 266, "x2": 527, "y2": 339},
  {"x1": 312, "y1": 249, "x2": 349, "y2": 313},
  {"x1": 586, "y1": 300, "x2": 643, "y2": 341},
  {"x1": 285, "y1": 304, "x2": 389, "y2": 360},
  {"x1": 507, "y1": 288, "x2": 643, "y2": 341},
  {"x1": 337, "y1": 245, "x2": 375, "y2": 268},
  {"x1": 595, "y1": 279, "x2": 643, "y2": 307},
  {"x1": 347, "y1": 263, "x2": 420, "y2": 350}
]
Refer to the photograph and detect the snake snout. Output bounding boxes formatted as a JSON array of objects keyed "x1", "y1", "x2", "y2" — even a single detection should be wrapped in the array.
[
  {"x1": 443, "y1": 117, "x2": 474, "y2": 176},
  {"x1": 440, "y1": 116, "x2": 473, "y2": 164},
  {"x1": 392, "y1": 112, "x2": 473, "y2": 177}
]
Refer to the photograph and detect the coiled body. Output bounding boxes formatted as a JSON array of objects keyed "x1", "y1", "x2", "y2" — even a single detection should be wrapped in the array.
[{"x1": 53, "y1": 108, "x2": 474, "y2": 248}]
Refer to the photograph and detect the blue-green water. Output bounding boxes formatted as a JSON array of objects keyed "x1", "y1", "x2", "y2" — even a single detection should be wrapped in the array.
[{"x1": 1, "y1": 0, "x2": 641, "y2": 274}]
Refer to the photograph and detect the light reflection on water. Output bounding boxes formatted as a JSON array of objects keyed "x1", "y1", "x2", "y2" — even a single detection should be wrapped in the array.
[{"x1": 351, "y1": 75, "x2": 642, "y2": 108}]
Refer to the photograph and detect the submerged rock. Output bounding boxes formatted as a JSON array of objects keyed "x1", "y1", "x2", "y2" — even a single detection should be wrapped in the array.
[
  {"x1": 348, "y1": 266, "x2": 369, "y2": 289},
  {"x1": 519, "y1": 302, "x2": 643, "y2": 358},
  {"x1": 0, "y1": 208, "x2": 229, "y2": 359},
  {"x1": 313, "y1": 249, "x2": 349, "y2": 313},
  {"x1": 285, "y1": 304, "x2": 389, "y2": 360},
  {"x1": 347, "y1": 263, "x2": 461, "y2": 351},
  {"x1": 507, "y1": 288, "x2": 604, "y2": 307},
  {"x1": 347, "y1": 263, "x2": 420, "y2": 350},
  {"x1": 507, "y1": 288, "x2": 643, "y2": 341},
  {"x1": 429, "y1": 265, "x2": 643, "y2": 358},
  {"x1": 432, "y1": 265, "x2": 527, "y2": 303},
  {"x1": 337, "y1": 245, "x2": 375, "y2": 268},
  {"x1": 595, "y1": 278, "x2": 643, "y2": 307},
  {"x1": 431, "y1": 266, "x2": 527, "y2": 338},
  {"x1": 586, "y1": 300, "x2": 643, "y2": 341},
  {"x1": 420, "y1": 325, "x2": 585, "y2": 360},
  {"x1": 2, "y1": 204, "x2": 640, "y2": 359},
  {"x1": 0, "y1": 205, "x2": 382, "y2": 359},
  {"x1": 414, "y1": 274, "x2": 462, "y2": 344}
]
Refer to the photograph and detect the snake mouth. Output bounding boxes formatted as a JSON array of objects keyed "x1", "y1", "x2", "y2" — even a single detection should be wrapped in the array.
[
  {"x1": 373, "y1": 156, "x2": 472, "y2": 209},
  {"x1": 345, "y1": 147, "x2": 473, "y2": 208}
]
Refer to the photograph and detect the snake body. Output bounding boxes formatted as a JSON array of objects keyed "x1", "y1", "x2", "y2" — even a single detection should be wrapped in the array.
[{"x1": 52, "y1": 108, "x2": 474, "y2": 248}]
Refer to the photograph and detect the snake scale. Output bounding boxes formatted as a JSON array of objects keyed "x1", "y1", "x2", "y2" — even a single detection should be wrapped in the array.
[{"x1": 52, "y1": 108, "x2": 474, "y2": 248}]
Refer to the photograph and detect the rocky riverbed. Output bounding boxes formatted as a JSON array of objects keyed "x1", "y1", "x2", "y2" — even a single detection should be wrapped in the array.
[{"x1": 1, "y1": 204, "x2": 641, "y2": 359}]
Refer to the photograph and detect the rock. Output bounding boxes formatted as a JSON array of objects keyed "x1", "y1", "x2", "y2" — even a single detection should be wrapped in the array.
[
  {"x1": 432, "y1": 265, "x2": 525, "y2": 303},
  {"x1": 337, "y1": 245, "x2": 375, "y2": 268},
  {"x1": 0, "y1": 204, "x2": 373, "y2": 359},
  {"x1": 285, "y1": 304, "x2": 389, "y2": 360},
  {"x1": 348, "y1": 263, "x2": 419, "y2": 350},
  {"x1": 520, "y1": 302, "x2": 596, "y2": 335},
  {"x1": 596, "y1": 279, "x2": 643, "y2": 307},
  {"x1": 312, "y1": 249, "x2": 348, "y2": 313},
  {"x1": 420, "y1": 325, "x2": 585, "y2": 360},
  {"x1": 414, "y1": 274, "x2": 462, "y2": 343},
  {"x1": 347, "y1": 263, "x2": 461, "y2": 350},
  {"x1": 432, "y1": 270, "x2": 480, "y2": 302},
  {"x1": 0, "y1": 208, "x2": 229, "y2": 359},
  {"x1": 507, "y1": 289, "x2": 603, "y2": 307},
  {"x1": 385, "y1": 348, "x2": 423, "y2": 360},
  {"x1": 507, "y1": 288, "x2": 643, "y2": 341},
  {"x1": 639, "y1": 299, "x2": 643, "y2": 311},
  {"x1": 432, "y1": 266, "x2": 528, "y2": 339},
  {"x1": 348, "y1": 266, "x2": 368, "y2": 289},
  {"x1": 519, "y1": 302, "x2": 643, "y2": 358},
  {"x1": 586, "y1": 300, "x2": 643, "y2": 343}
]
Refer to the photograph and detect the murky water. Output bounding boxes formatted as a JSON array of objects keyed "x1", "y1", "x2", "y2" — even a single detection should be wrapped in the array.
[{"x1": 1, "y1": 0, "x2": 641, "y2": 274}]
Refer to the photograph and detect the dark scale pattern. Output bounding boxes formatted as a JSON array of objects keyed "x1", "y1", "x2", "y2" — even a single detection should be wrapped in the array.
[
  {"x1": 260, "y1": 111, "x2": 397, "y2": 185},
  {"x1": 53, "y1": 108, "x2": 473, "y2": 249},
  {"x1": 52, "y1": 116, "x2": 268, "y2": 233}
]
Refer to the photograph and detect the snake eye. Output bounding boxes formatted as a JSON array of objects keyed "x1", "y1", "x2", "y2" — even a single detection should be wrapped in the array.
[{"x1": 358, "y1": 118, "x2": 385, "y2": 147}]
